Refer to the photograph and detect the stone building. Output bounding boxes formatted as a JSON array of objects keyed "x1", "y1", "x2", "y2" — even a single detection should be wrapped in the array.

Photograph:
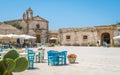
[
  {"x1": 58, "y1": 25, "x2": 118, "y2": 46},
  {"x1": 59, "y1": 27, "x2": 97, "y2": 46}
]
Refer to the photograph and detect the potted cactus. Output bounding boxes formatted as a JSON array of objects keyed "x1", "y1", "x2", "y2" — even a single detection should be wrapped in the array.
[{"x1": 0, "y1": 50, "x2": 28, "y2": 75}]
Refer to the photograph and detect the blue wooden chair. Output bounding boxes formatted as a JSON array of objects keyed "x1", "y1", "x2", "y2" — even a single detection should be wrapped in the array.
[
  {"x1": 47, "y1": 51, "x2": 53, "y2": 65},
  {"x1": 47, "y1": 51, "x2": 59, "y2": 66},
  {"x1": 27, "y1": 50, "x2": 35, "y2": 69},
  {"x1": 58, "y1": 51, "x2": 67, "y2": 65}
]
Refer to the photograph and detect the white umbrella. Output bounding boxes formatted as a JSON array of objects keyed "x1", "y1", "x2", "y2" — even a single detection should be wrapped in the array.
[
  {"x1": 113, "y1": 35, "x2": 120, "y2": 41},
  {"x1": 50, "y1": 37, "x2": 57, "y2": 40},
  {"x1": 6, "y1": 34, "x2": 21, "y2": 38},
  {"x1": 20, "y1": 34, "x2": 36, "y2": 39}
]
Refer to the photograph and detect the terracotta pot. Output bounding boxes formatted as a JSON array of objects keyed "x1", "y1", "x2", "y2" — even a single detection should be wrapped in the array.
[{"x1": 68, "y1": 57, "x2": 76, "y2": 64}]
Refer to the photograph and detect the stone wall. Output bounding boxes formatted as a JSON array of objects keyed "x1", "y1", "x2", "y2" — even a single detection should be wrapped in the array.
[{"x1": 59, "y1": 27, "x2": 98, "y2": 46}]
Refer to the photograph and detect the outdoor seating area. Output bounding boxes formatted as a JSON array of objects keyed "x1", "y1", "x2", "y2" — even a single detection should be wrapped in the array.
[
  {"x1": 0, "y1": 34, "x2": 38, "y2": 48},
  {"x1": 10, "y1": 46, "x2": 120, "y2": 75},
  {"x1": 0, "y1": 46, "x2": 69, "y2": 69}
]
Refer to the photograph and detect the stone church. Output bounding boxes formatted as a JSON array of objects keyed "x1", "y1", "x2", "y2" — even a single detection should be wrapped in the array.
[{"x1": 1, "y1": 8, "x2": 49, "y2": 43}]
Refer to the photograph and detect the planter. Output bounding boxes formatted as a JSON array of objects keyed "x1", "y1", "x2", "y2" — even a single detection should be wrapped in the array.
[{"x1": 68, "y1": 57, "x2": 76, "y2": 64}]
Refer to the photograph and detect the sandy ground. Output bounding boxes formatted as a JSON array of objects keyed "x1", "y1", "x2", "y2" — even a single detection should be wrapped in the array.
[{"x1": 13, "y1": 46, "x2": 120, "y2": 75}]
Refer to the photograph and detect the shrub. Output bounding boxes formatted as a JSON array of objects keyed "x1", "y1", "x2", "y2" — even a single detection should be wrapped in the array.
[
  {"x1": 114, "y1": 43, "x2": 120, "y2": 47},
  {"x1": 106, "y1": 44, "x2": 111, "y2": 47},
  {"x1": 89, "y1": 43, "x2": 97, "y2": 46},
  {"x1": 7, "y1": 22, "x2": 22, "y2": 29}
]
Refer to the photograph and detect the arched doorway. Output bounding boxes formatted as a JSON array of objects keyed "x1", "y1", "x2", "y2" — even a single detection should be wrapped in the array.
[{"x1": 101, "y1": 33, "x2": 110, "y2": 45}]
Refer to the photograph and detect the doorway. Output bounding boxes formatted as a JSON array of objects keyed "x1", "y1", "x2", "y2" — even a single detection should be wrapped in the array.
[
  {"x1": 36, "y1": 34, "x2": 41, "y2": 43},
  {"x1": 101, "y1": 33, "x2": 110, "y2": 45}
]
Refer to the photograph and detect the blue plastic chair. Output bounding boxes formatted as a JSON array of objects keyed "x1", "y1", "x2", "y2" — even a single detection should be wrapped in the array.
[
  {"x1": 27, "y1": 50, "x2": 35, "y2": 69},
  {"x1": 58, "y1": 51, "x2": 67, "y2": 65}
]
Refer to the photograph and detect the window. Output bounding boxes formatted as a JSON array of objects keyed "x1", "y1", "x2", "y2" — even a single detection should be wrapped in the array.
[
  {"x1": 66, "y1": 35, "x2": 70, "y2": 40},
  {"x1": 83, "y1": 35, "x2": 88, "y2": 39}
]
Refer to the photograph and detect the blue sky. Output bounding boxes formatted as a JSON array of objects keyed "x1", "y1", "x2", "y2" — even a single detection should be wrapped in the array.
[{"x1": 0, "y1": 0, "x2": 120, "y2": 30}]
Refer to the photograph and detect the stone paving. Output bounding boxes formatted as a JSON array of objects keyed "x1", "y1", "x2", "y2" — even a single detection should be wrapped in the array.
[{"x1": 14, "y1": 46, "x2": 120, "y2": 75}]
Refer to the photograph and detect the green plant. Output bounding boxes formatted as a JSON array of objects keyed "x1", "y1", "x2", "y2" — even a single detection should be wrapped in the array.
[
  {"x1": 7, "y1": 21, "x2": 22, "y2": 29},
  {"x1": 0, "y1": 50, "x2": 28, "y2": 75},
  {"x1": 89, "y1": 43, "x2": 97, "y2": 46}
]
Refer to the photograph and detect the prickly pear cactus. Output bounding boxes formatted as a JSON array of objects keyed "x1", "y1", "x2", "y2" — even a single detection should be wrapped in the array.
[
  {"x1": 3, "y1": 50, "x2": 19, "y2": 60},
  {"x1": 13, "y1": 57, "x2": 28, "y2": 72},
  {"x1": 0, "y1": 50, "x2": 28, "y2": 75},
  {"x1": 0, "y1": 60, "x2": 6, "y2": 75},
  {"x1": 4, "y1": 58, "x2": 16, "y2": 72}
]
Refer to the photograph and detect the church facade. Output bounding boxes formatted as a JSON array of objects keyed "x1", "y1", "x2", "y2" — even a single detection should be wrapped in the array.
[{"x1": 3, "y1": 8, "x2": 49, "y2": 43}]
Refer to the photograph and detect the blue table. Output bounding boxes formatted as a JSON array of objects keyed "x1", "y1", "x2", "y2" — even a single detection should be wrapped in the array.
[{"x1": 47, "y1": 50, "x2": 67, "y2": 66}]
